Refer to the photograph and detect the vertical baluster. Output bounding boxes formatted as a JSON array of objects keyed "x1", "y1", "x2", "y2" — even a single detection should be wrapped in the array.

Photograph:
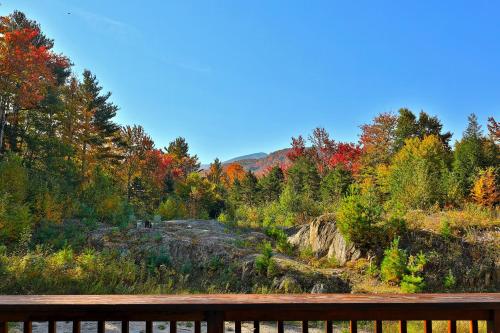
[
  {"x1": 0, "y1": 321, "x2": 6, "y2": 333},
  {"x1": 253, "y1": 321, "x2": 259, "y2": 333},
  {"x1": 121, "y1": 321, "x2": 129, "y2": 333},
  {"x1": 277, "y1": 321, "x2": 284, "y2": 333},
  {"x1": 97, "y1": 321, "x2": 105, "y2": 333},
  {"x1": 146, "y1": 321, "x2": 153, "y2": 333},
  {"x1": 448, "y1": 320, "x2": 457, "y2": 333},
  {"x1": 24, "y1": 321, "x2": 32, "y2": 333},
  {"x1": 374, "y1": 320, "x2": 382, "y2": 333},
  {"x1": 49, "y1": 320, "x2": 57, "y2": 333},
  {"x1": 350, "y1": 321, "x2": 357, "y2": 333},
  {"x1": 194, "y1": 321, "x2": 201, "y2": 333},
  {"x1": 469, "y1": 321, "x2": 478, "y2": 333},
  {"x1": 486, "y1": 310, "x2": 500, "y2": 333},
  {"x1": 324, "y1": 321, "x2": 332, "y2": 333},
  {"x1": 73, "y1": 321, "x2": 80, "y2": 333},
  {"x1": 170, "y1": 321, "x2": 176, "y2": 333},
  {"x1": 424, "y1": 320, "x2": 432, "y2": 333},
  {"x1": 235, "y1": 321, "x2": 241, "y2": 333},
  {"x1": 302, "y1": 321, "x2": 308, "y2": 333},
  {"x1": 399, "y1": 321, "x2": 407, "y2": 333}
]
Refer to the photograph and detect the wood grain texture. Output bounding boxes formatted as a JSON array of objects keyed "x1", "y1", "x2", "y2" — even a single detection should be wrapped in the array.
[{"x1": 0, "y1": 294, "x2": 497, "y2": 324}]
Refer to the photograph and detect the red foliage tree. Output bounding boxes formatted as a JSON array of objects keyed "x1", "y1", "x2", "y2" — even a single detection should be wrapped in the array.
[{"x1": 0, "y1": 17, "x2": 68, "y2": 150}]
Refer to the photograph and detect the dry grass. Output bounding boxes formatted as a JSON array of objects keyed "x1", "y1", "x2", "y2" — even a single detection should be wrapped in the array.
[{"x1": 405, "y1": 204, "x2": 500, "y2": 232}]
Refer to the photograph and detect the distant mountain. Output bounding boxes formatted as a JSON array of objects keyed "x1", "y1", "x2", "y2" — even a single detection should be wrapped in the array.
[
  {"x1": 224, "y1": 152, "x2": 268, "y2": 163},
  {"x1": 227, "y1": 149, "x2": 291, "y2": 176},
  {"x1": 201, "y1": 149, "x2": 291, "y2": 176}
]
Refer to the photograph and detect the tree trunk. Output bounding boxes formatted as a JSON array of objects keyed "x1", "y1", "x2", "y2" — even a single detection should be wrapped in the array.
[{"x1": 0, "y1": 102, "x2": 6, "y2": 154}]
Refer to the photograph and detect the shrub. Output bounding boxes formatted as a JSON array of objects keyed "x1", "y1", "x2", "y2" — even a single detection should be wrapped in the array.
[
  {"x1": 439, "y1": 218, "x2": 452, "y2": 239},
  {"x1": 443, "y1": 269, "x2": 457, "y2": 290},
  {"x1": 336, "y1": 186, "x2": 382, "y2": 247},
  {"x1": 380, "y1": 237, "x2": 407, "y2": 284},
  {"x1": 157, "y1": 197, "x2": 187, "y2": 220},
  {"x1": 254, "y1": 242, "x2": 273, "y2": 275},
  {"x1": 265, "y1": 226, "x2": 292, "y2": 255},
  {"x1": 401, "y1": 252, "x2": 426, "y2": 293}
]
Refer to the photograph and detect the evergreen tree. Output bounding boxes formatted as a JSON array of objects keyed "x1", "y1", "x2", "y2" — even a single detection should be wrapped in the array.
[{"x1": 259, "y1": 166, "x2": 284, "y2": 202}]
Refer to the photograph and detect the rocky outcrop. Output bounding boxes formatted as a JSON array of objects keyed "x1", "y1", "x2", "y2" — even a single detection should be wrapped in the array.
[
  {"x1": 89, "y1": 219, "x2": 351, "y2": 293},
  {"x1": 288, "y1": 214, "x2": 361, "y2": 265}
]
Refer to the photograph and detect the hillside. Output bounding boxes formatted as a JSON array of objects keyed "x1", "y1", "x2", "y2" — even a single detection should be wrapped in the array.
[{"x1": 226, "y1": 148, "x2": 292, "y2": 175}]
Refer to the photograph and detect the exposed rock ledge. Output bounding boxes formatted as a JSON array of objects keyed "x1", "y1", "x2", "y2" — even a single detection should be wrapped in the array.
[{"x1": 288, "y1": 214, "x2": 361, "y2": 265}]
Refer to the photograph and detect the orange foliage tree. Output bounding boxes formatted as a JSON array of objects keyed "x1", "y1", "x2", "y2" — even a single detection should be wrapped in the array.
[
  {"x1": 225, "y1": 162, "x2": 246, "y2": 185},
  {"x1": 471, "y1": 167, "x2": 499, "y2": 207},
  {"x1": 0, "y1": 17, "x2": 68, "y2": 150}
]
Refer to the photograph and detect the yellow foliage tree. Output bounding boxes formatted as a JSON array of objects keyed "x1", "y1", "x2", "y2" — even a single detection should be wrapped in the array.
[{"x1": 471, "y1": 167, "x2": 498, "y2": 207}]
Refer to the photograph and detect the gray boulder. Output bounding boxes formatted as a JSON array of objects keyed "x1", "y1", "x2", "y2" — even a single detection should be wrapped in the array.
[{"x1": 288, "y1": 214, "x2": 361, "y2": 266}]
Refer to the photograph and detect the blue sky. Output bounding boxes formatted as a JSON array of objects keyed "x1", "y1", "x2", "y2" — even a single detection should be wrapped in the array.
[{"x1": 3, "y1": 1, "x2": 499, "y2": 163}]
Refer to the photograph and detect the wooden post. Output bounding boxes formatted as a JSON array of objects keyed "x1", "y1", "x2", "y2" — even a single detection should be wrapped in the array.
[
  {"x1": 302, "y1": 321, "x2": 308, "y2": 333},
  {"x1": 194, "y1": 321, "x2": 201, "y2": 333},
  {"x1": 170, "y1": 321, "x2": 176, "y2": 333},
  {"x1": 324, "y1": 321, "x2": 332, "y2": 333},
  {"x1": 24, "y1": 321, "x2": 32, "y2": 333},
  {"x1": 0, "y1": 322, "x2": 6, "y2": 333},
  {"x1": 399, "y1": 321, "x2": 407, "y2": 333},
  {"x1": 424, "y1": 320, "x2": 432, "y2": 333},
  {"x1": 448, "y1": 320, "x2": 457, "y2": 333},
  {"x1": 469, "y1": 320, "x2": 478, "y2": 333},
  {"x1": 49, "y1": 321, "x2": 57, "y2": 333},
  {"x1": 350, "y1": 321, "x2": 357, "y2": 333},
  {"x1": 277, "y1": 321, "x2": 284, "y2": 333},
  {"x1": 235, "y1": 321, "x2": 241, "y2": 333},
  {"x1": 207, "y1": 312, "x2": 224, "y2": 333},
  {"x1": 121, "y1": 321, "x2": 129, "y2": 333},
  {"x1": 253, "y1": 321, "x2": 259, "y2": 333},
  {"x1": 146, "y1": 321, "x2": 152, "y2": 333},
  {"x1": 97, "y1": 321, "x2": 105, "y2": 333},
  {"x1": 73, "y1": 321, "x2": 80, "y2": 333},
  {"x1": 487, "y1": 310, "x2": 500, "y2": 333}
]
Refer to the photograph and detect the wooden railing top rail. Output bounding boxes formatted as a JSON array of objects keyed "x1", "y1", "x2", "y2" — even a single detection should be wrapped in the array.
[
  {"x1": 0, "y1": 293, "x2": 499, "y2": 306},
  {"x1": 0, "y1": 294, "x2": 499, "y2": 332},
  {"x1": 0, "y1": 293, "x2": 499, "y2": 322}
]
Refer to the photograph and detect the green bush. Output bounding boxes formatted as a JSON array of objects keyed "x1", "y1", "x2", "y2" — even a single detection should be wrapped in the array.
[
  {"x1": 255, "y1": 242, "x2": 273, "y2": 275},
  {"x1": 380, "y1": 237, "x2": 407, "y2": 284},
  {"x1": 336, "y1": 186, "x2": 382, "y2": 247},
  {"x1": 444, "y1": 269, "x2": 456, "y2": 290},
  {"x1": 157, "y1": 197, "x2": 187, "y2": 220},
  {"x1": 264, "y1": 226, "x2": 292, "y2": 255},
  {"x1": 401, "y1": 252, "x2": 427, "y2": 293}
]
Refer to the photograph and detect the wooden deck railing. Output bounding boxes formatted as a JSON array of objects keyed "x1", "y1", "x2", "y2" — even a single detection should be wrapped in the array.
[{"x1": 0, "y1": 294, "x2": 499, "y2": 333}]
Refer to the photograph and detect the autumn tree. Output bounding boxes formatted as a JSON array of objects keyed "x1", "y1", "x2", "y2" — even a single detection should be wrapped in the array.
[
  {"x1": 0, "y1": 14, "x2": 68, "y2": 152},
  {"x1": 76, "y1": 70, "x2": 120, "y2": 183},
  {"x1": 165, "y1": 137, "x2": 200, "y2": 177},
  {"x1": 119, "y1": 125, "x2": 154, "y2": 202},
  {"x1": 359, "y1": 112, "x2": 398, "y2": 170},
  {"x1": 388, "y1": 135, "x2": 450, "y2": 210},
  {"x1": 225, "y1": 162, "x2": 246, "y2": 185},
  {"x1": 471, "y1": 167, "x2": 498, "y2": 207},
  {"x1": 207, "y1": 158, "x2": 225, "y2": 185},
  {"x1": 394, "y1": 109, "x2": 452, "y2": 150}
]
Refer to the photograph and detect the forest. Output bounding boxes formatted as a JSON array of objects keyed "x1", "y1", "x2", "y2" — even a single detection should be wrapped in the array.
[{"x1": 0, "y1": 11, "x2": 498, "y2": 294}]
